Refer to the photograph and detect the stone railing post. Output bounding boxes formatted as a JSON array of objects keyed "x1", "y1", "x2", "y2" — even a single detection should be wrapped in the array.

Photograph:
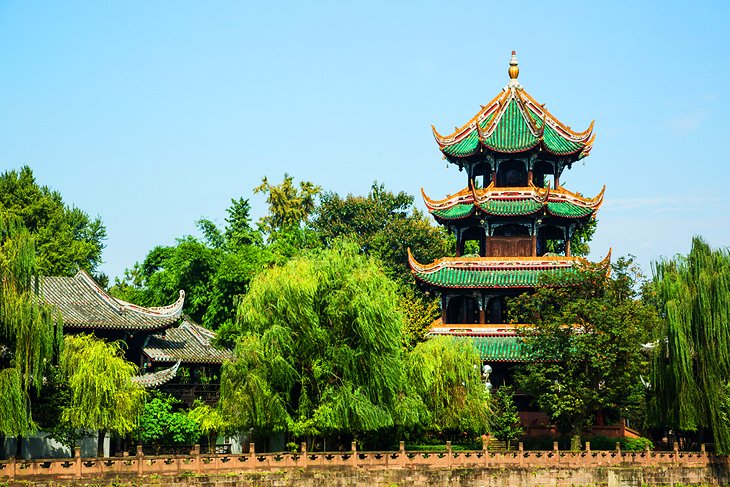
[
  {"x1": 701, "y1": 443, "x2": 706, "y2": 455},
  {"x1": 585, "y1": 441, "x2": 591, "y2": 453},
  {"x1": 300, "y1": 442, "x2": 308, "y2": 468},
  {"x1": 673, "y1": 441, "x2": 679, "y2": 464},
  {"x1": 399, "y1": 441, "x2": 406, "y2": 467},
  {"x1": 519, "y1": 441, "x2": 525, "y2": 466},
  {"x1": 191, "y1": 444, "x2": 201, "y2": 474},
  {"x1": 351, "y1": 441, "x2": 357, "y2": 467},
  {"x1": 136, "y1": 445, "x2": 144, "y2": 477},
  {"x1": 446, "y1": 441, "x2": 452, "y2": 468},
  {"x1": 9, "y1": 455, "x2": 16, "y2": 481},
  {"x1": 75, "y1": 446, "x2": 82, "y2": 479},
  {"x1": 553, "y1": 441, "x2": 559, "y2": 453},
  {"x1": 248, "y1": 443, "x2": 256, "y2": 469},
  {"x1": 482, "y1": 434, "x2": 489, "y2": 452}
]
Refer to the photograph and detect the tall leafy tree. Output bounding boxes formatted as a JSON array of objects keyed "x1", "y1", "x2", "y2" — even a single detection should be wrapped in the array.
[
  {"x1": 511, "y1": 257, "x2": 658, "y2": 440},
  {"x1": 0, "y1": 214, "x2": 62, "y2": 438},
  {"x1": 312, "y1": 182, "x2": 453, "y2": 283},
  {"x1": 219, "y1": 241, "x2": 409, "y2": 446},
  {"x1": 649, "y1": 237, "x2": 730, "y2": 452},
  {"x1": 0, "y1": 166, "x2": 107, "y2": 277},
  {"x1": 254, "y1": 174, "x2": 321, "y2": 235},
  {"x1": 111, "y1": 197, "x2": 270, "y2": 330},
  {"x1": 60, "y1": 334, "x2": 146, "y2": 456},
  {"x1": 312, "y1": 183, "x2": 453, "y2": 348},
  {"x1": 405, "y1": 336, "x2": 492, "y2": 436}
]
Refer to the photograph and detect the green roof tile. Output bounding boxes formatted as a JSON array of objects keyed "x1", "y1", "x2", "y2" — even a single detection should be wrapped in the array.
[
  {"x1": 477, "y1": 199, "x2": 542, "y2": 216},
  {"x1": 431, "y1": 203, "x2": 476, "y2": 220},
  {"x1": 453, "y1": 335, "x2": 529, "y2": 361},
  {"x1": 415, "y1": 266, "x2": 574, "y2": 288},
  {"x1": 547, "y1": 202, "x2": 594, "y2": 218},
  {"x1": 482, "y1": 99, "x2": 538, "y2": 153}
]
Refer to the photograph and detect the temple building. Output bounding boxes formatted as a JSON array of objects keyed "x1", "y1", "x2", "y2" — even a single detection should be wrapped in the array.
[
  {"x1": 40, "y1": 269, "x2": 231, "y2": 398},
  {"x1": 409, "y1": 52, "x2": 608, "y2": 384}
]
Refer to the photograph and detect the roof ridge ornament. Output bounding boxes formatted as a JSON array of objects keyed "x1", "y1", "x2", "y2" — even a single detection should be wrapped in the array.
[{"x1": 507, "y1": 50, "x2": 522, "y2": 90}]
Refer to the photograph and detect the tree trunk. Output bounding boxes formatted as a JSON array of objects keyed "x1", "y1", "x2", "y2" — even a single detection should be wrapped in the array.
[{"x1": 97, "y1": 429, "x2": 107, "y2": 457}]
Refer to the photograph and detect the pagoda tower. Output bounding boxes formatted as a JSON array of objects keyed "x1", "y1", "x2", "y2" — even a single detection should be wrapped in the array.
[{"x1": 409, "y1": 52, "x2": 608, "y2": 374}]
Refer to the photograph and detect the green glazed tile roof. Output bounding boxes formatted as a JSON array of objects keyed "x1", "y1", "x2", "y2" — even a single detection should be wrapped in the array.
[
  {"x1": 546, "y1": 201, "x2": 595, "y2": 218},
  {"x1": 481, "y1": 99, "x2": 538, "y2": 153},
  {"x1": 431, "y1": 203, "x2": 476, "y2": 220},
  {"x1": 414, "y1": 266, "x2": 574, "y2": 289},
  {"x1": 441, "y1": 114, "x2": 494, "y2": 157},
  {"x1": 467, "y1": 335, "x2": 528, "y2": 361},
  {"x1": 477, "y1": 198, "x2": 542, "y2": 216},
  {"x1": 436, "y1": 87, "x2": 593, "y2": 159}
]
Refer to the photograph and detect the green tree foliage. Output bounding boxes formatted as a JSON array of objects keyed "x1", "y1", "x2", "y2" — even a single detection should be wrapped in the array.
[
  {"x1": 511, "y1": 257, "x2": 659, "y2": 438},
  {"x1": 311, "y1": 183, "x2": 452, "y2": 348},
  {"x1": 312, "y1": 182, "x2": 453, "y2": 283},
  {"x1": 0, "y1": 166, "x2": 107, "y2": 276},
  {"x1": 220, "y1": 242, "x2": 408, "y2": 442},
  {"x1": 111, "y1": 197, "x2": 270, "y2": 330},
  {"x1": 136, "y1": 393, "x2": 201, "y2": 446},
  {"x1": 254, "y1": 174, "x2": 321, "y2": 235},
  {"x1": 489, "y1": 386, "x2": 523, "y2": 448},
  {"x1": 60, "y1": 334, "x2": 146, "y2": 455},
  {"x1": 649, "y1": 237, "x2": 730, "y2": 452},
  {"x1": 0, "y1": 214, "x2": 62, "y2": 437},
  {"x1": 405, "y1": 336, "x2": 491, "y2": 436}
]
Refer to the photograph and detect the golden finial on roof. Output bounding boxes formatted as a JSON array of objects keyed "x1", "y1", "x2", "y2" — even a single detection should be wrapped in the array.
[{"x1": 507, "y1": 50, "x2": 521, "y2": 89}]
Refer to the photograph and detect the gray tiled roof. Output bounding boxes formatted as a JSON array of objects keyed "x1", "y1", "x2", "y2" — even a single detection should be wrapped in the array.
[
  {"x1": 143, "y1": 319, "x2": 233, "y2": 364},
  {"x1": 132, "y1": 361, "x2": 181, "y2": 388},
  {"x1": 41, "y1": 270, "x2": 184, "y2": 331}
]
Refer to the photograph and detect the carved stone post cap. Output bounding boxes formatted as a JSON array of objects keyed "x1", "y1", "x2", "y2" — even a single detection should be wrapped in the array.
[
  {"x1": 136, "y1": 445, "x2": 144, "y2": 456},
  {"x1": 74, "y1": 446, "x2": 82, "y2": 458}
]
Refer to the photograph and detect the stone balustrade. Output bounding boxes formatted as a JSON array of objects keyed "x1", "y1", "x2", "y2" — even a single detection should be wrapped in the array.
[{"x1": 0, "y1": 440, "x2": 725, "y2": 481}]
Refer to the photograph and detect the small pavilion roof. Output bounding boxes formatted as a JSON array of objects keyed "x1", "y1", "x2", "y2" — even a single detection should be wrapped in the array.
[
  {"x1": 143, "y1": 318, "x2": 233, "y2": 365},
  {"x1": 408, "y1": 249, "x2": 611, "y2": 290},
  {"x1": 432, "y1": 52, "x2": 594, "y2": 161},
  {"x1": 422, "y1": 183, "x2": 604, "y2": 222},
  {"x1": 132, "y1": 361, "x2": 181, "y2": 388},
  {"x1": 41, "y1": 270, "x2": 184, "y2": 331}
]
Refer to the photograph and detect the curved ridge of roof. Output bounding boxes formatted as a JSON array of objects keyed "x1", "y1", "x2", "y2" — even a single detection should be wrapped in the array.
[
  {"x1": 41, "y1": 270, "x2": 184, "y2": 330},
  {"x1": 433, "y1": 82, "x2": 595, "y2": 158},
  {"x1": 132, "y1": 361, "x2": 181, "y2": 388},
  {"x1": 422, "y1": 182, "x2": 604, "y2": 220},
  {"x1": 407, "y1": 248, "x2": 587, "y2": 274}
]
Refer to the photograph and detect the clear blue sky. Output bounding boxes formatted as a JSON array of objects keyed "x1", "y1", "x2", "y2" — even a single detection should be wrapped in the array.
[{"x1": 1, "y1": 1, "x2": 728, "y2": 281}]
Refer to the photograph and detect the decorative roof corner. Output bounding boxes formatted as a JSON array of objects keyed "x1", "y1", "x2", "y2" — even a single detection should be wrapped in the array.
[{"x1": 132, "y1": 361, "x2": 181, "y2": 388}]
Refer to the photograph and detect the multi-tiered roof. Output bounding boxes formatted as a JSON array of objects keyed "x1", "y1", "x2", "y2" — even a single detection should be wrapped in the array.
[{"x1": 410, "y1": 52, "x2": 607, "y2": 363}]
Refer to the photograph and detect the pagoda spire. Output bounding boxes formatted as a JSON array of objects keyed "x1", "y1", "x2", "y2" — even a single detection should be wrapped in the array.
[{"x1": 507, "y1": 50, "x2": 521, "y2": 89}]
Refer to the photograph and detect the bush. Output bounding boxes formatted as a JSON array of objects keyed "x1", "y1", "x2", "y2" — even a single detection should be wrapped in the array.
[{"x1": 588, "y1": 435, "x2": 653, "y2": 451}]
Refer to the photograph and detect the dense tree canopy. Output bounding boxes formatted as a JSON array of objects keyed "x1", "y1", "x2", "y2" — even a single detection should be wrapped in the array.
[
  {"x1": 219, "y1": 242, "x2": 407, "y2": 443},
  {"x1": 0, "y1": 166, "x2": 107, "y2": 277},
  {"x1": 649, "y1": 237, "x2": 730, "y2": 452},
  {"x1": 312, "y1": 183, "x2": 453, "y2": 284},
  {"x1": 0, "y1": 214, "x2": 62, "y2": 437},
  {"x1": 511, "y1": 257, "x2": 659, "y2": 439}
]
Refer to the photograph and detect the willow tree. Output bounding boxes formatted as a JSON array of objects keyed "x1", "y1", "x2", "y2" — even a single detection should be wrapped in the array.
[
  {"x1": 60, "y1": 334, "x2": 146, "y2": 456},
  {"x1": 0, "y1": 213, "x2": 62, "y2": 439},
  {"x1": 405, "y1": 336, "x2": 492, "y2": 437},
  {"x1": 650, "y1": 237, "x2": 730, "y2": 452},
  {"x1": 220, "y1": 241, "x2": 410, "y2": 449}
]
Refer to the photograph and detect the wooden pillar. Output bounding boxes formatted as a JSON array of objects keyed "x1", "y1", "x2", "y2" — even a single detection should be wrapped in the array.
[
  {"x1": 527, "y1": 169, "x2": 533, "y2": 185},
  {"x1": 479, "y1": 308, "x2": 486, "y2": 324},
  {"x1": 441, "y1": 296, "x2": 447, "y2": 324}
]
